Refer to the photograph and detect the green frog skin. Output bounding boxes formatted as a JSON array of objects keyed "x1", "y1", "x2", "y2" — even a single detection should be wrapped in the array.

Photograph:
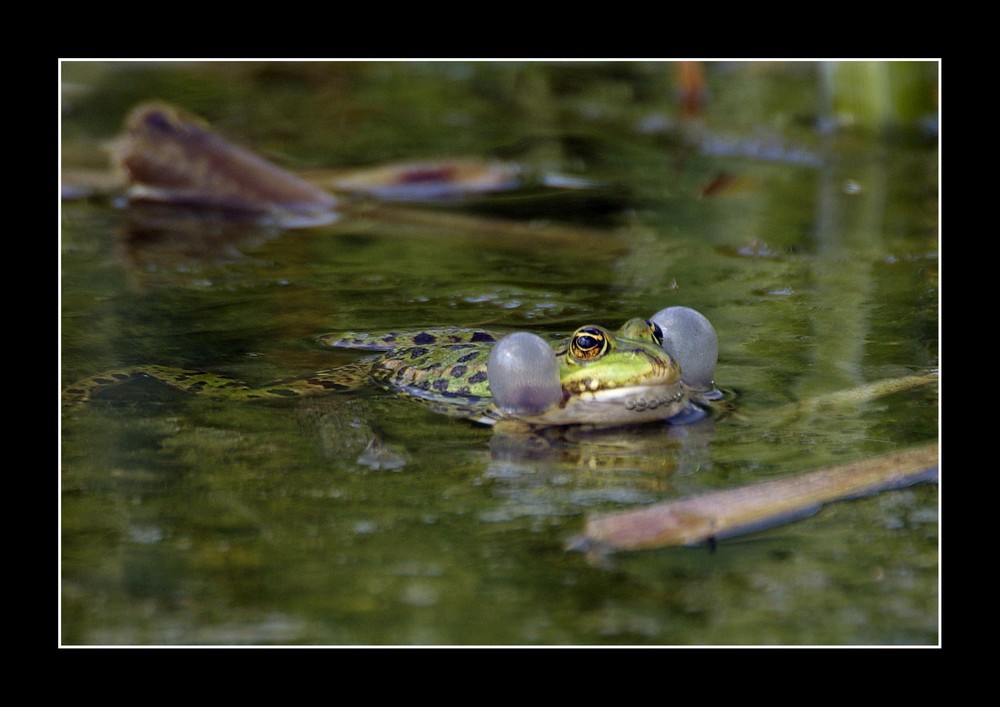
[{"x1": 63, "y1": 307, "x2": 720, "y2": 429}]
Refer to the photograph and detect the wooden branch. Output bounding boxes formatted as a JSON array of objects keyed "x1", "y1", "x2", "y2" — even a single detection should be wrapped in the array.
[{"x1": 576, "y1": 442, "x2": 938, "y2": 552}]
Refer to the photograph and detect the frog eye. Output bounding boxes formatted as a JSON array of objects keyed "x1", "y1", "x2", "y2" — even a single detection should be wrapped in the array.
[
  {"x1": 570, "y1": 326, "x2": 609, "y2": 361},
  {"x1": 645, "y1": 319, "x2": 664, "y2": 347}
]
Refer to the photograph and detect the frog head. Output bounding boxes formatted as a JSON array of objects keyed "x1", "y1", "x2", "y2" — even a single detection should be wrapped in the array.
[{"x1": 488, "y1": 315, "x2": 711, "y2": 427}]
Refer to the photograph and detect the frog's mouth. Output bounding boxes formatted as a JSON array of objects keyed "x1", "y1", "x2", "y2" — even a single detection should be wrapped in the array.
[
  {"x1": 501, "y1": 380, "x2": 689, "y2": 428},
  {"x1": 564, "y1": 381, "x2": 689, "y2": 425}
]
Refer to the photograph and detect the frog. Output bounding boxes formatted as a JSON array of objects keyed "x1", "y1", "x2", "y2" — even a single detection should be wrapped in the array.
[{"x1": 62, "y1": 306, "x2": 721, "y2": 430}]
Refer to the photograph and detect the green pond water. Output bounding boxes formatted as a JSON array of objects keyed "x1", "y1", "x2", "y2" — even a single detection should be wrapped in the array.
[{"x1": 60, "y1": 61, "x2": 939, "y2": 646}]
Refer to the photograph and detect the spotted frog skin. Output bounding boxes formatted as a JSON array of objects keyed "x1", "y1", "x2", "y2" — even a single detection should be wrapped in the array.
[{"x1": 62, "y1": 318, "x2": 699, "y2": 428}]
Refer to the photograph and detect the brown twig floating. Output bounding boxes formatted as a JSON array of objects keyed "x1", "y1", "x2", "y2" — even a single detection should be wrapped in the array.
[{"x1": 574, "y1": 442, "x2": 938, "y2": 553}]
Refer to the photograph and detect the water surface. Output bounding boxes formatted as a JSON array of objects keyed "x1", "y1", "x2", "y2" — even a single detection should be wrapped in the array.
[{"x1": 60, "y1": 61, "x2": 939, "y2": 645}]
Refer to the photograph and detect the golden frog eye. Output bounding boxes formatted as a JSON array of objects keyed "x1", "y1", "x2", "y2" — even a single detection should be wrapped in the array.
[
  {"x1": 570, "y1": 326, "x2": 609, "y2": 361},
  {"x1": 645, "y1": 319, "x2": 664, "y2": 347}
]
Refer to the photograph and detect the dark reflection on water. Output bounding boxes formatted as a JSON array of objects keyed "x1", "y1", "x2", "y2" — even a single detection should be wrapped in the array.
[{"x1": 60, "y1": 61, "x2": 938, "y2": 645}]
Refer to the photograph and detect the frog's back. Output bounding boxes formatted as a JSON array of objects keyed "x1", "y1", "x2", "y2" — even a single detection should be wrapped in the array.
[
  {"x1": 319, "y1": 327, "x2": 506, "y2": 420},
  {"x1": 318, "y1": 327, "x2": 501, "y2": 352},
  {"x1": 374, "y1": 341, "x2": 495, "y2": 414}
]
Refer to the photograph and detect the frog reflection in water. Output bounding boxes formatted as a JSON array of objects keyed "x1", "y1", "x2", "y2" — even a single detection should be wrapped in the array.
[{"x1": 63, "y1": 307, "x2": 721, "y2": 430}]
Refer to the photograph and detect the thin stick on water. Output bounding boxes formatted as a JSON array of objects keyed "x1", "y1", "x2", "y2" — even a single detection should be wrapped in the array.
[{"x1": 575, "y1": 442, "x2": 938, "y2": 553}]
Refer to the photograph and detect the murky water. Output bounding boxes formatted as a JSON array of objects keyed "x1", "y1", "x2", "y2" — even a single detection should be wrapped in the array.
[{"x1": 60, "y1": 61, "x2": 939, "y2": 645}]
